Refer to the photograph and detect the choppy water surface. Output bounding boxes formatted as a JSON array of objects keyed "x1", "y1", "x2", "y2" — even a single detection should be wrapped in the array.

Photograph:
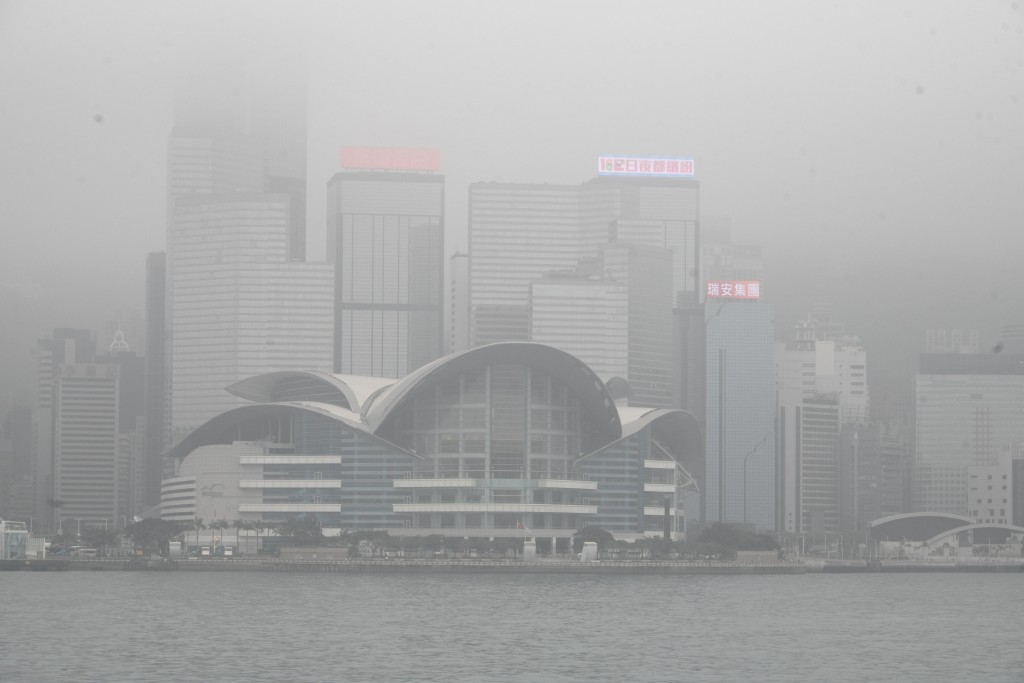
[{"x1": 3, "y1": 571, "x2": 1022, "y2": 682}]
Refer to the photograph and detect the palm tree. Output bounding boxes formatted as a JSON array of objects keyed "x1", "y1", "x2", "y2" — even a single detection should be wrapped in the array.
[
  {"x1": 191, "y1": 518, "x2": 205, "y2": 553},
  {"x1": 231, "y1": 519, "x2": 246, "y2": 554}
]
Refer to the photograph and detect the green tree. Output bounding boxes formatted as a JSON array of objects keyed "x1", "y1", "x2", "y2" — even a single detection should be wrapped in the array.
[
  {"x1": 573, "y1": 526, "x2": 615, "y2": 553},
  {"x1": 191, "y1": 518, "x2": 205, "y2": 551},
  {"x1": 278, "y1": 516, "x2": 322, "y2": 545},
  {"x1": 80, "y1": 526, "x2": 120, "y2": 552},
  {"x1": 697, "y1": 523, "x2": 779, "y2": 551},
  {"x1": 232, "y1": 519, "x2": 246, "y2": 552},
  {"x1": 124, "y1": 519, "x2": 185, "y2": 555}
]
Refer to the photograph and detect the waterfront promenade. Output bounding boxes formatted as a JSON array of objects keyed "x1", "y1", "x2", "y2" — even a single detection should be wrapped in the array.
[
  {"x1": 0, "y1": 557, "x2": 806, "y2": 574},
  {"x1": 4, "y1": 556, "x2": 1023, "y2": 573}
]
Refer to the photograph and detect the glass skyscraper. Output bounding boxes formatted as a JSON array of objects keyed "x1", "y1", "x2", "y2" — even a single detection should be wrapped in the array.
[
  {"x1": 704, "y1": 301, "x2": 776, "y2": 529},
  {"x1": 327, "y1": 171, "x2": 445, "y2": 378}
]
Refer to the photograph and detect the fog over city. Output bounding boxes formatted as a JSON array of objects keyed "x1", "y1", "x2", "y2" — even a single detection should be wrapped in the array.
[
  {"x1": 6, "y1": 3, "x2": 1024, "y2": 681},
  {"x1": 1, "y1": 0, "x2": 1022, "y2": 402}
]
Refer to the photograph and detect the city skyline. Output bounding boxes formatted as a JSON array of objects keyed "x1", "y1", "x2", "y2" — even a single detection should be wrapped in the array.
[{"x1": 2, "y1": 1, "x2": 1024, "y2": 406}]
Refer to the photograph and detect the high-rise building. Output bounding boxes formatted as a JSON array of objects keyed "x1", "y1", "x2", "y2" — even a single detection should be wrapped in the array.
[
  {"x1": 776, "y1": 306, "x2": 868, "y2": 533},
  {"x1": 53, "y1": 363, "x2": 119, "y2": 531},
  {"x1": 468, "y1": 163, "x2": 698, "y2": 408},
  {"x1": 914, "y1": 352, "x2": 1024, "y2": 515},
  {"x1": 169, "y1": 194, "x2": 333, "y2": 435},
  {"x1": 469, "y1": 183, "x2": 581, "y2": 346},
  {"x1": 777, "y1": 306, "x2": 869, "y2": 423},
  {"x1": 699, "y1": 218, "x2": 765, "y2": 286},
  {"x1": 0, "y1": 405, "x2": 33, "y2": 525},
  {"x1": 34, "y1": 329, "x2": 95, "y2": 533},
  {"x1": 144, "y1": 252, "x2": 167, "y2": 501},
  {"x1": 966, "y1": 449, "x2": 1014, "y2": 525},
  {"x1": 449, "y1": 252, "x2": 470, "y2": 355},
  {"x1": 704, "y1": 299, "x2": 776, "y2": 529},
  {"x1": 583, "y1": 175, "x2": 700, "y2": 308},
  {"x1": 530, "y1": 271, "x2": 629, "y2": 384},
  {"x1": 530, "y1": 244, "x2": 673, "y2": 408},
  {"x1": 838, "y1": 421, "x2": 910, "y2": 531},
  {"x1": 327, "y1": 148, "x2": 445, "y2": 377},
  {"x1": 166, "y1": 53, "x2": 312, "y2": 445},
  {"x1": 96, "y1": 348, "x2": 146, "y2": 524},
  {"x1": 793, "y1": 397, "x2": 840, "y2": 533}
]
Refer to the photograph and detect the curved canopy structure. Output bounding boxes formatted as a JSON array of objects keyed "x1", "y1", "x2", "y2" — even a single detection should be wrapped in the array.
[
  {"x1": 164, "y1": 401, "x2": 413, "y2": 463},
  {"x1": 368, "y1": 342, "x2": 622, "y2": 450},
  {"x1": 924, "y1": 523, "x2": 1024, "y2": 547},
  {"x1": 227, "y1": 371, "x2": 397, "y2": 413},
  {"x1": 869, "y1": 512, "x2": 975, "y2": 542},
  {"x1": 579, "y1": 407, "x2": 704, "y2": 488}
]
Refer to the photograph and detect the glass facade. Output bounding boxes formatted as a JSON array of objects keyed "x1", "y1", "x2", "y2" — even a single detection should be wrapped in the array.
[
  {"x1": 469, "y1": 183, "x2": 582, "y2": 346},
  {"x1": 705, "y1": 301, "x2": 776, "y2": 530},
  {"x1": 915, "y1": 360, "x2": 1024, "y2": 515},
  {"x1": 387, "y1": 363, "x2": 591, "y2": 534},
  {"x1": 328, "y1": 173, "x2": 444, "y2": 378},
  {"x1": 164, "y1": 346, "x2": 702, "y2": 541}
]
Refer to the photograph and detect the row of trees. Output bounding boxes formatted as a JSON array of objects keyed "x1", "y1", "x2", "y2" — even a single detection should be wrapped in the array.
[
  {"x1": 104, "y1": 518, "x2": 782, "y2": 560},
  {"x1": 114, "y1": 517, "x2": 327, "y2": 556}
]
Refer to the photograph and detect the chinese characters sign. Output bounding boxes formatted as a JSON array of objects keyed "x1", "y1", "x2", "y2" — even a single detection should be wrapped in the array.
[
  {"x1": 597, "y1": 156, "x2": 695, "y2": 177},
  {"x1": 341, "y1": 147, "x2": 441, "y2": 172},
  {"x1": 706, "y1": 280, "x2": 761, "y2": 300}
]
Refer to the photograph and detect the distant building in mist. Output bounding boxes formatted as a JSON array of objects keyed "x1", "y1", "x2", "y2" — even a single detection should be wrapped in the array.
[
  {"x1": 530, "y1": 243, "x2": 674, "y2": 408},
  {"x1": 169, "y1": 194, "x2": 332, "y2": 435},
  {"x1": 449, "y1": 252, "x2": 469, "y2": 355},
  {"x1": 925, "y1": 329, "x2": 980, "y2": 355},
  {"x1": 52, "y1": 363, "x2": 119, "y2": 532},
  {"x1": 966, "y1": 446, "x2": 1016, "y2": 525},
  {"x1": 704, "y1": 299, "x2": 776, "y2": 530},
  {"x1": 838, "y1": 422, "x2": 910, "y2": 532},
  {"x1": 468, "y1": 166, "x2": 698, "y2": 409},
  {"x1": 913, "y1": 350, "x2": 1024, "y2": 516},
  {"x1": 145, "y1": 252, "x2": 167, "y2": 502},
  {"x1": 0, "y1": 406, "x2": 33, "y2": 525},
  {"x1": 34, "y1": 329, "x2": 95, "y2": 533},
  {"x1": 699, "y1": 218, "x2": 764, "y2": 285},
  {"x1": 469, "y1": 183, "x2": 582, "y2": 346},
  {"x1": 165, "y1": 59, "x2": 327, "y2": 443},
  {"x1": 776, "y1": 306, "x2": 868, "y2": 534},
  {"x1": 327, "y1": 148, "x2": 445, "y2": 377}
]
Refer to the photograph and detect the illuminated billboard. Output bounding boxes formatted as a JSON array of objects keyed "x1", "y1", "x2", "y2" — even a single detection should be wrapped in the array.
[
  {"x1": 706, "y1": 280, "x2": 761, "y2": 300},
  {"x1": 597, "y1": 155, "x2": 695, "y2": 178},
  {"x1": 341, "y1": 147, "x2": 441, "y2": 172}
]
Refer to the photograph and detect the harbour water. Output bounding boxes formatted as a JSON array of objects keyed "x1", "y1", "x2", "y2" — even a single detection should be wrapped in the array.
[{"x1": 3, "y1": 572, "x2": 1022, "y2": 682}]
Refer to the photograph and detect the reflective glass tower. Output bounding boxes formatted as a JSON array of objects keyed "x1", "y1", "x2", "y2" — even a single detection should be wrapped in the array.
[
  {"x1": 704, "y1": 301, "x2": 776, "y2": 529},
  {"x1": 327, "y1": 164, "x2": 445, "y2": 378}
]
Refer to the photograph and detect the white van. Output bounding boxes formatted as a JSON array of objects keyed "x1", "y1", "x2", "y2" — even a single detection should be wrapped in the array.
[{"x1": 200, "y1": 546, "x2": 211, "y2": 558}]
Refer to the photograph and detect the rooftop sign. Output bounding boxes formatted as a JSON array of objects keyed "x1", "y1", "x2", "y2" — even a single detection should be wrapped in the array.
[
  {"x1": 706, "y1": 280, "x2": 761, "y2": 300},
  {"x1": 597, "y1": 155, "x2": 695, "y2": 177},
  {"x1": 341, "y1": 147, "x2": 441, "y2": 172}
]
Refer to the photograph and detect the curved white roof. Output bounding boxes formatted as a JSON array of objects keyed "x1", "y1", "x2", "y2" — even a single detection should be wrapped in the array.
[{"x1": 925, "y1": 523, "x2": 1024, "y2": 546}]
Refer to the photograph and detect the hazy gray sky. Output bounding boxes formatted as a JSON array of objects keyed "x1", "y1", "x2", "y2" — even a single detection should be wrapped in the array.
[{"x1": 1, "y1": 0, "x2": 1023, "y2": 400}]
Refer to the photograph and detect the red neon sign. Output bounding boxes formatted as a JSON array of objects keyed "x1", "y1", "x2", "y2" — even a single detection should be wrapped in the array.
[{"x1": 341, "y1": 147, "x2": 441, "y2": 172}]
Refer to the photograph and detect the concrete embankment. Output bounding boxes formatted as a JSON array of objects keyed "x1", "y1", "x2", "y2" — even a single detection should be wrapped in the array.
[
  {"x1": 817, "y1": 559, "x2": 1024, "y2": 573},
  {"x1": 0, "y1": 557, "x2": 805, "y2": 575}
]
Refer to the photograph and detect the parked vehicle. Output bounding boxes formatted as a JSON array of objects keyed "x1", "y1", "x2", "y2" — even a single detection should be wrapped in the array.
[{"x1": 200, "y1": 546, "x2": 211, "y2": 558}]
